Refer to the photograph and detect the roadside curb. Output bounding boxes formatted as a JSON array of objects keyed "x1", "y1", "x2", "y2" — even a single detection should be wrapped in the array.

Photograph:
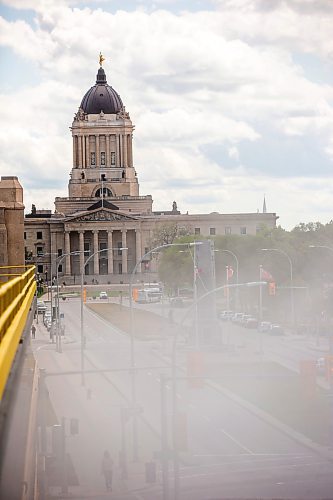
[{"x1": 206, "y1": 378, "x2": 333, "y2": 462}]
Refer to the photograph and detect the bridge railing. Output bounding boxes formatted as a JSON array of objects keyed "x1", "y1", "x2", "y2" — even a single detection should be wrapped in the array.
[{"x1": 0, "y1": 265, "x2": 36, "y2": 400}]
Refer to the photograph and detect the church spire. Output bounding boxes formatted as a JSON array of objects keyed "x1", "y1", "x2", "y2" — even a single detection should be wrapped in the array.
[{"x1": 263, "y1": 195, "x2": 267, "y2": 213}]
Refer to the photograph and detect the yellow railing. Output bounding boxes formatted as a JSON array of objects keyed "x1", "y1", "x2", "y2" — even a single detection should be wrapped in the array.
[{"x1": 0, "y1": 266, "x2": 36, "y2": 400}]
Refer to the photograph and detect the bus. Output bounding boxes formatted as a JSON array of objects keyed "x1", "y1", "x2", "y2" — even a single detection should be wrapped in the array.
[{"x1": 136, "y1": 287, "x2": 162, "y2": 303}]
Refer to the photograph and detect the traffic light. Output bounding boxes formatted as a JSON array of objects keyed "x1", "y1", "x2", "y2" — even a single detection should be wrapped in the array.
[{"x1": 268, "y1": 281, "x2": 276, "y2": 296}]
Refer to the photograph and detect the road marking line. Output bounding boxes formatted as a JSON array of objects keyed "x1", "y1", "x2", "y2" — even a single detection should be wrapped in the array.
[{"x1": 219, "y1": 428, "x2": 254, "y2": 454}]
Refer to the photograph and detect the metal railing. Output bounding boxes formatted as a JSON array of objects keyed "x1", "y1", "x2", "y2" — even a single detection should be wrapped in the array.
[{"x1": 0, "y1": 265, "x2": 36, "y2": 400}]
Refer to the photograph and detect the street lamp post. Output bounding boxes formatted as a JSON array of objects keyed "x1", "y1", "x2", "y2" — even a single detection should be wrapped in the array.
[
  {"x1": 129, "y1": 241, "x2": 202, "y2": 465},
  {"x1": 31, "y1": 253, "x2": 57, "y2": 325},
  {"x1": 261, "y1": 248, "x2": 295, "y2": 326},
  {"x1": 178, "y1": 244, "x2": 203, "y2": 348},
  {"x1": 80, "y1": 246, "x2": 127, "y2": 385},
  {"x1": 171, "y1": 280, "x2": 265, "y2": 500},
  {"x1": 55, "y1": 251, "x2": 82, "y2": 352},
  {"x1": 309, "y1": 245, "x2": 333, "y2": 352}
]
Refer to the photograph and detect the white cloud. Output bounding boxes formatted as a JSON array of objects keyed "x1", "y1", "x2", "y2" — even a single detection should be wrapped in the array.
[{"x1": 0, "y1": 1, "x2": 333, "y2": 229}]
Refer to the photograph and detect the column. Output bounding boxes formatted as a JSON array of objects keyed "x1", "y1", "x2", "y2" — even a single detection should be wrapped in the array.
[
  {"x1": 107, "y1": 230, "x2": 113, "y2": 274},
  {"x1": 82, "y1": 136, "x2": 86, "y2": 168},
  {"x1": 93, "y1": 230, "x2": 99, "y2": 275},
  {"x1": 116, "y1": 134, "x2": 120, "y2": 167},
  {"x1": 86, "y1": 135, "x2": 90, "y2": 167},
  {"x1": 121, "y1": 229, "x2": 128, "y2": 274},
  {"x1": 73, "y1": 136, "x2": 76, "y2": 167},
  {"x1": 128, "y1": 134, "x2": 133, "y2": 167},
  {"x1": 106, "y1": 134, "x2": 111, "y2": 168},
  {"x1": 96, "y1": 135, "x2": 100, "y2": 168},
  {"x1": 123, "y1": 134, "x2": 128, "y2": 168},
  {"x1": 135, "y1": 228, "x2": 142, "y2": 270},
  {"x1": 79, "y1": 231, "x2": 85, "y2": 274},
  {"x1": 78, "y1": 135, "x2": 82, "y2": 168},
  {"x1": 65, "y1": 231, "x2": 71, "y2": 276}
]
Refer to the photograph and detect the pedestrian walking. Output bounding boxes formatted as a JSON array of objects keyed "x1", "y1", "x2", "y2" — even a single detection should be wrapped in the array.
[
  {"x1": 31, "y1": 324, "x2": 36, "y2": 339},
  {"x1": 101, "y1": 450, "x2": 113, "y2": 491}
]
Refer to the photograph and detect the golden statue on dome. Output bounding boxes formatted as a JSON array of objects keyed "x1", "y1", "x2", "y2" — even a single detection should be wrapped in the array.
[{"x1": 99, "y1": 52, "x2": 105, "y2": 66}]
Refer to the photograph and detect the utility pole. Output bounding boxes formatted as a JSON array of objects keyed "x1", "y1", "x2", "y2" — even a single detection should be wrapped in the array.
[{"x1": 160, "y1": 373, "x2": 169, "y2": 500}]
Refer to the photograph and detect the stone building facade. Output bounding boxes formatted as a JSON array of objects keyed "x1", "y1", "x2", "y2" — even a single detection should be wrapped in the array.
[
  {"x1": 0, "y1": 176, "x2": 25, "y2": 271},
  {"x1": 24, "y1": 63, "x2": 278, "y2": 284}
]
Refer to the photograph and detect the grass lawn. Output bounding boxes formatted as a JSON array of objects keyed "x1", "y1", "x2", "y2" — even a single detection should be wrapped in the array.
[{"x1": 87, "y1": 302, "x2": 171, "y2": 339}]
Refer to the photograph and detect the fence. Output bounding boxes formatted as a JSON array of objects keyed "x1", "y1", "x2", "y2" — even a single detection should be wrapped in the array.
[{"x1": 0, "y1": 265, "x2": 36, "y2": 399}]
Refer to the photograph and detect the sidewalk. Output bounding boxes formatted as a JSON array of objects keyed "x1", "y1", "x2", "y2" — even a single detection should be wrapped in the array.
[{"x1": 32, "y1": 314, "x2": 76, "y2": 347}]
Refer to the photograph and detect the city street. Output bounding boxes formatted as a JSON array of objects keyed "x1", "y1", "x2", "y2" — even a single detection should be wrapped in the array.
[{"x1": 32, "y1": 298, "x2": 333, "y2": 499}]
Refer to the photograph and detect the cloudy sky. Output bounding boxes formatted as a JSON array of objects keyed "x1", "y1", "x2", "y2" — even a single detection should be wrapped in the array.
[{"x1": 0, "y1": 0, "x2": 332, "y2": 229}]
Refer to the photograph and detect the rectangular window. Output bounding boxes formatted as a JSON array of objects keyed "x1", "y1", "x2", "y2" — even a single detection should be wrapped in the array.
[
  {"x1": 91, "y1": 152, "x2": 96, "y2": 166},
  {"x1": 58, "y1": 264, "x2": 63, "y2": 273},
  {"x1": 240, "y1": 227, "x2": 247, "y2": 235},
  {"x1": 101, "y1": 152, "x2": 106, "y2": 165},
  {"x1": 37, "y1": 231, "x2": 42, "y2": 239},
  {"x1": 111, "y1": 152, "x2": 116, "y2": 165},
  {"x1": 57, "y1": 249, "x2": 63, "y2": 257},
  {"x1": 118, "y1": 241, "x2": 123, "y2": 256},
  {"x1": 194, "y1": 228, "x2": 200, "y2": 235},
  {"x1": 209, "y1": 227, "x2": 216, "y2": 236},
  {"x1": 99, "y1": 241, "x2": 107, "y2": 257},
  {"x1": 84, "y1": 242, "x2": 90, "y2": 257},
  {"x1": 24, "y1": 232, "x2": 26, "y2": 240},
  {"x1": 37, "y1": 246, "x2": 43, "y2": 256},
  {"x1": 37, "y1": 264, "x2": 43, "y2": 274},
  {"x1": 118, "y1": 262, "x2": 122, "y2": 274},
  {"x1": 225, "y1": 227, "x2": 231, "y2": 235}
]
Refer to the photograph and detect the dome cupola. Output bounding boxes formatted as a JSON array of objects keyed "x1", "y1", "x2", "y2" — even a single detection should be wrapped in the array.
[{"x1": 80, "y1": 66, "x2": 124, "y2": 115}]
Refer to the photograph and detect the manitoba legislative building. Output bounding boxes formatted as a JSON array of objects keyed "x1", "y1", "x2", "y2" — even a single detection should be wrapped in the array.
[{"x1": 24, "y1": 62, "x2": 278, "y2": 284}]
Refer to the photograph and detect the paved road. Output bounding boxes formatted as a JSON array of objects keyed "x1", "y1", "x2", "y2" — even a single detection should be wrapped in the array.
[{"x1": 32, "y1": 299, "x2": 333, "y2": 499}]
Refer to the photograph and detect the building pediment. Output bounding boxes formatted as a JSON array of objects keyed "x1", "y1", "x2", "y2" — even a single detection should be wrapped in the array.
[
  {"x1": 87, "y1": 199, "x2": 119, "y2": 211},
  {"x1": 65, "y1": 208, "x2": 137, "y2": 223}
]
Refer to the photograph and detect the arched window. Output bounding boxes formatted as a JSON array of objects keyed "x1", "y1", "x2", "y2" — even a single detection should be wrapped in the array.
[{"x1": 95, "y1": 187, "x2": 112, "y2": 198}]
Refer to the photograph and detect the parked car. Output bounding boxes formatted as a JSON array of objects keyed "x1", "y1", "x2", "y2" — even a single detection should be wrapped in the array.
[
  {"x1": 43, "y1": 311, "x2": 52, "y2": 326},
  {"x1": 239, "y1": 314, "x2": 252, "y2": 325},
  {"x1": 219, "y1": 310, "x2": 233, "y2": 320},
  {"x1": 244, "y1": 317, "x2": 258, "y2": 329},
  {"x1": 316, "y1": 357, "x2": 326, "y2": 374},
  {"x1": 269, "y1": 324, "x2": 284, "y2": 336},
  {"x1": 99, "y1": 291, "x2": 108, "y2": 300},
  {"x1": 231, "y1": 312, "x2": 245, "y2": 323},
  {"x1": 258, "y1": 321, "x2": 272, "y2": 332},
  {"x1": 37, "y1": 300, "x2": 46, "y2": 314}
]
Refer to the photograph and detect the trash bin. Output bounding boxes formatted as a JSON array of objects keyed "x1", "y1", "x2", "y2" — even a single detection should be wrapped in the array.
[{"x1": 145, "y1": 462, "x2": 156, "y2": 483}]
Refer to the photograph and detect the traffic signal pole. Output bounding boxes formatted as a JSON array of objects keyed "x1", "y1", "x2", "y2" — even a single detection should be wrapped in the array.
[{"x1": 160, "y1": 373, "x2": 170, "y2": 500}]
